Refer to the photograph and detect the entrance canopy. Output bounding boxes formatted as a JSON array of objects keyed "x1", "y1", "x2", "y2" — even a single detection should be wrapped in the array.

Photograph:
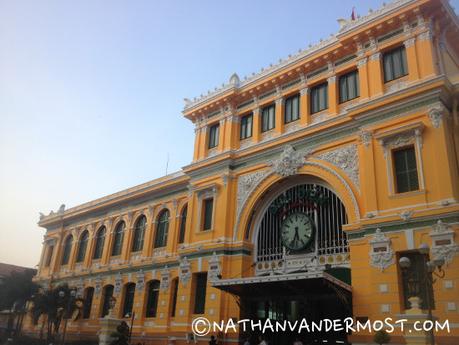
[{"x1": 212, "y1": 271, "x2": 351, "y2": 298}]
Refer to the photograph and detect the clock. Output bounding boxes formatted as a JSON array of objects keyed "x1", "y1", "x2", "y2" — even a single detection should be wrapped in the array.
[{"x1": 281, "y1": 212, "x2": 314, "y2": 251}]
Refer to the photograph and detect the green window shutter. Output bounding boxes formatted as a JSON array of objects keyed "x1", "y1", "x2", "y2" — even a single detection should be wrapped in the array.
[
  {"x1": 146, "y1": 281, "x2": 160, "y2": 317},
  {"x1": 393, "y1": 146, "x2": 419, "y2": 193}
]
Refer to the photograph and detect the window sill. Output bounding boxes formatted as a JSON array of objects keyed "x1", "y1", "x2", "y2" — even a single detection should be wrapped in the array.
[
  {"x1": 389, "y1": 189, "x2": 426, "y2": 199},
  {"x1": 196, "y1": 229, "x2": 213, "y2": 234}
]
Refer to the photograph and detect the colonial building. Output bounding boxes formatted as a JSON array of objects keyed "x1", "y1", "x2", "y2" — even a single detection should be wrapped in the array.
[{"x1": 25, "y1": 0, "x2": 459, "y2": 344}]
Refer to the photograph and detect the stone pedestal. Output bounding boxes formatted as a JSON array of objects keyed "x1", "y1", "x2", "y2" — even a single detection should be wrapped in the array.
[
  {"x1": 397, "y1": 297, "x2": 435, "y2": 345},
  {"x1": 99, "y1": 316, "x2": 122, "y2": 345}
]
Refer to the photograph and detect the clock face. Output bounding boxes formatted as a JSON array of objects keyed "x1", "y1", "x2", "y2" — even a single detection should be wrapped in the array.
[{"x1": 281, "y1": 212, "x2": 313, "y2": 251}]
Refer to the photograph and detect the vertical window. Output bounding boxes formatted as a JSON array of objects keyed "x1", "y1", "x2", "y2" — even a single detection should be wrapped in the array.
[
  {"x1": 61, "y1": 235, "x2": 73, "y2": 265},
  {"x1": 339, "y1": 70, "x2": 359, "y2": 103},
  {"x1": 178, "y1": 206, "x2": 187, "y2": 244},
  {"x1": 145, "y1": 280, "x2": 160, "y2": 317},
  {"x1": 208, "y1": 124, "x2": 219, "y2": 149},
  {"x1": 76, "y1": 230, "x2": 89, "y2": 263},
  {"x1": 122, "y1": 283, "x2": 136, "y2": 318},
  {"x1": 154, "y1": 210, "x2": 169, "y2": 248},
  {"x1": 202, "y1": 198, "x2": 213, "y2": 231},
  {"x1": 240, "y1": 113, "x2": 253, "y2": 139},
  {"x1": 111, "y1": 222, "x2": 125, "y2": 256},
  {"x1": 261, "y1": 104, "x2": 275, "y2": 132},
  {"x1": 45, "y1": 245, "x2": 54, "y2": 267},
  {"x1": 310, "y1": 83, "x2": 328, "y2": 114},
  {"x1": 193, "y1": 273, "x2": 207, "y2": 314},
  {"x1": 284, "y1": 94, "x2": 300, "y2": 123},
  {"x1": 83, "y1": 287, "x2": 94, "y2": 319},
  {"x1": 101, "y1": 285, "x2": 114, "y2": 317},
  {"x1": 393, "y1": 146, "x2": 419, "y2": 193},
  {"x1": 93, "y1": 226, "x2": 106, "y2": 260},
  {"x1": 132, "y1": 215, "x2": 146, "y2": 252},
  {"x1": 170, "y1": 278, "x2": 179, "y2": 317},
  {"x1": 383, "y1": 46, "x2": 408, "y2": 82}
]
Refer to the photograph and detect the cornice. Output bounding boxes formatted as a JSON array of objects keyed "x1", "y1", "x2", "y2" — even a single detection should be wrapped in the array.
[
  {"x1": 182, "y1": 0, "x2": 422, "y2": 114},
  {"x1": 38, "y1": 171, "x2": 188, "y2": 228}
]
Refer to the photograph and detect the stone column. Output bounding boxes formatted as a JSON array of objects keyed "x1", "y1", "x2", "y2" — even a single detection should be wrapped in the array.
[
  {"x1": 274, "y1": 87, "x2": 284, "y2": 134},
  {"x1": 327, "y1": 75, "x2": 338, "y2": 115},
  {"x1": 299, "y1": 85, "x2": 309, "y2": 126},
  {"x1": 217, "y1": 117, "x2": 226, "y2": 152},
  {"x1": 404, "y1": 37, "x2": 419, "y2": 81},
  {"x1": 357, "y1": 57, "x2": 369, "y2": 100},
  {"x1": 416, "y1": 24, "x2": 436, "y2": 78},
  {"x1": 252, "y1": 105, "x2": 261, "y2": 143},
  {"x1": 368, "y1": 51, "x2": 384, "y2": 96},
  {"x1": 192, "y1": 125, "x2": 202, "y2": 161}
]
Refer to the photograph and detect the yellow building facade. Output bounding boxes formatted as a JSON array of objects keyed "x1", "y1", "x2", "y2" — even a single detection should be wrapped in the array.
[{"x1": 26, "y1": 0, "x2": 459, "y2": 344}]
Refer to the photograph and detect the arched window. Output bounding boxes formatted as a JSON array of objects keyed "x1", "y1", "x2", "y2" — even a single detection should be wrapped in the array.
[
  {"x1": 122, "y1": 283, "x2": 136, "y2": 318},
  {"x1": 93, "y1": 226, "x2": 106, "y2": 260},
  {"x1": 61, "y1": 235, "x2": 73, "y2": 265},
  {"x1": 76, "y1": 230, "x2": 89, "y2": 263},
  {"x1": 83, "y1": 287, "x2": 94, "y2": 319},
  {"x1": 178, "y1": 205, "x2": 187, "y2": 244},
  {"x1": 154, "y1": 210, "x2": 169, "y2": 248},
  {"x1": 132, "y1": 215, "x2": 146, "y2": 252},
  {"x1": 111, "y1": 221, "x2": 125, "y2": 256},
  {"x1": 101, "y1": 285, "x2": 114, "y2": 317},
  {"x1": 145, "y1": 280, "x2": 160, "y2": 317}
]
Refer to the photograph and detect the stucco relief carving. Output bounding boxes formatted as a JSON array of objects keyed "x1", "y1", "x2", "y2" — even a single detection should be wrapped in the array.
[
  {"x1": 268, "y1": 145, "x2": 310, "y2": 177},
  {"x1": 160, "y1": 266, "x2": 170, "y2": 291},
  {"x1": 136, "y1": 269, "x2": 145, "y2": 291},
  {"x1": 114, "y1": 272, "x2": 122, "y2": 294},
  {"x1": 94, "y1": 276, "x2": 102, "y2": 295},
  {"x1": 317, "y1": 144, "x2": 360, "y2": 190},
  {"x1": 428, "y1": 104, "x2": 447, "y2": 129},
  {"x1": 359, "y1": 130, "x2": 372, "y2": 147},
  {"x1": 369, "y1": 228, "x2": 394, "y2": 271},
  {"x1": 179, "y1": 256, "x2": 192, "y2": 286},
  {"x1": 430, "y1": 220, "x2": 458, "y2": 266},
  {"x1": 208, "y1": 252, "x2": 222, "y2": 282}
]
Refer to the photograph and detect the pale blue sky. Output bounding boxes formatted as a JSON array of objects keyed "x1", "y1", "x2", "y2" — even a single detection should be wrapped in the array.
[{"x1": 1, "y1": 0, "x2": 458, "y2": 267}]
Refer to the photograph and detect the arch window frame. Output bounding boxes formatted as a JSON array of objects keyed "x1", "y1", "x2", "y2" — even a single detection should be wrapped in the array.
[
  {"x1": 154, "y1": 210, "x2": 170, "y2": 248},
  {"x1": 76, "y1": 230, "x2": 89, "y2": 263},
  {"x1": 101, "y1": 285, "x2": 114, "y2": 318},
  {"x1": 111, "y1": 221, "x2": 125, "y2": 257},
  {"x1": 178, "y1": 205, "x2": 188, "y2": 244},
  {"x1": 93, "y1": 226, "x2": 106, "y2": 260},
  {"x1": 61, "y1": 235, "x2": 73, "y2": 266},
  {"x1": 132, "y1": 215, "x2": 147, "y2": 253},
  {"x1": 122, "y1": 283, "x2": 136, "y2": 318}
]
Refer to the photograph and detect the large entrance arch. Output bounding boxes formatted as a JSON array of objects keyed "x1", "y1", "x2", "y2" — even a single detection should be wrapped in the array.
[
  {"x1": 249, "y1": 176, "x2": 350, "y2": 275},
  {"x1": 215, "y1": 175, "x2": 353, "y2": 345}
]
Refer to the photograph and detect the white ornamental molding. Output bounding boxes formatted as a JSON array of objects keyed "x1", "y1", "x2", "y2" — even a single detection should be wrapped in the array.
[
  {"x1": 268, "y1": 145, "x2": 310, "y2": 177},
  {"x1": 179, "y1": 257, "x2": 192, "y2": 286},
  {"x1": 369, "y1": 229, "x2": 395, "y2": 271},
  {"x1": 94, "y1": 276, "x2": 102, "y2": 295},
  {"x1": 160, "y1": 266, "x2": 170, "y2": 291},
  {"x1": 208, "y1": 252, "x2": 222, "y2": 282},
  {"x1": 430, "y1": 220, "x2": 458, "y2": 266},
  {"x1": 359, "y1": 130, "x2": 372, "y2": 147},
  {"x1": 317, "y1": 144, "x2": 360, "y2": 190},
  {"x1": 76, "y1": 277, "x2": 84, "y2": 297},
  {"x1": 136, "y1": 269, "x2": 145, "y2": 292},
  {"x1": 114, "y1": 272, "x2": 123, "y2": 294},
  {"x1": 428, "y1": 104, "x2": 448, "y2": 129}
]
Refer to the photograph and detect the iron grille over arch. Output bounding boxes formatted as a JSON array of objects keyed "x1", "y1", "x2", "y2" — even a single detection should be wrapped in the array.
[{"x1": 254, "y1": 182, "x2": 348, "y2": 267}]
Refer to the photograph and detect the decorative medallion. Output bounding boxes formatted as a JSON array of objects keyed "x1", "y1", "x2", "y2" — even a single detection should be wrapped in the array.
[
  {"x1": 268, "y1": 145, "x2": 309, "y2": 177},
  {"x1": 114, "y1": 272, "x2": 123, "y2": 294},
  {"x1": 428, "y1": 104, "x2": 447, "y2": 129}
]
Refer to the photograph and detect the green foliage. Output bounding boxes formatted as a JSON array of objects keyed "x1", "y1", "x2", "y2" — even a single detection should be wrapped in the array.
[
  {"x1": 0, "y1": 270, "x2": 38, "y2": 311},
  {"x1": 373, "y1": 329, "x2": 391, "y2": 345}
]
